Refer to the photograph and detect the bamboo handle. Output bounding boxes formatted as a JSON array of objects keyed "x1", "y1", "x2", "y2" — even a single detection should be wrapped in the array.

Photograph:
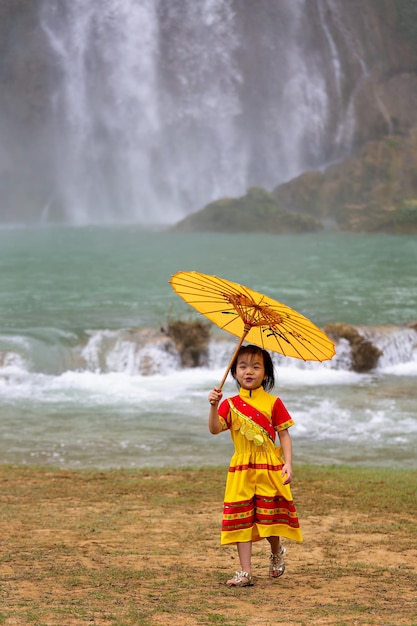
[{"x1": 209, "y1": 330, "x2": 248, "y2": 404}]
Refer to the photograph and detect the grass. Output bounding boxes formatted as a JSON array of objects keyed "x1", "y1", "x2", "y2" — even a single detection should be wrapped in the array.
[{"x1": 0, "y1": 464, "x2": 416, "y2": 625}]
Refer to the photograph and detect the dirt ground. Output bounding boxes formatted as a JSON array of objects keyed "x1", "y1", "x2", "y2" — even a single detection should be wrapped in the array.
[{"x1": 0, "y1": 466, "x2": 416, "y2": 625}]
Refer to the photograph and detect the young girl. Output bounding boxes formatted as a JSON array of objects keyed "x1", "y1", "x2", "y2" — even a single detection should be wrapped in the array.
[{"x1": 208, "y1": 344, "x2": 302, "y2": 587}]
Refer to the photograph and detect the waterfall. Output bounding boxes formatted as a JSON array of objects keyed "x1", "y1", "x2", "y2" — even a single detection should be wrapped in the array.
[
  {"x1": 41, "y1": 0, "x2": 162, "y2": 223},
  {"x1": 9, "y1": 0, "x2": 359, "y2": 225}
]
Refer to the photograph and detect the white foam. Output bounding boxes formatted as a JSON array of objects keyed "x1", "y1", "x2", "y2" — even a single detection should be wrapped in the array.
[
  {"x1": 275, "y1": 365, "x2": 363, "y2": 386},
  {"x1": 379, "y1": 359, "x2": 417, "y2": 376}
]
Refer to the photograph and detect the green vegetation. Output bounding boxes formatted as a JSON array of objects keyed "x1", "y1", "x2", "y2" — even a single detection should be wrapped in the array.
[
  {"x1": 0, "y1": 464, "x2": 416, "y2": 625},
  {"x1": 172, "y1": 187, "x2": 322, "y2": 234}
]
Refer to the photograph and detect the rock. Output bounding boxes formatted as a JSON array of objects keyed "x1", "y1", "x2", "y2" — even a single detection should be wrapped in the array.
[
  {"x1": 171, "y1": 187, "x2": 322, "y2": 234},
  {"x1": 171, "y1": 128, "x2": 417, "y2": 234},
  {"x1": 350, "y1": 337, "x2": 382, "y2": 373},
  {"x1": 273, "y1": 129, "x2": 417, "y2": 233},
  {"x1": 325, "y1": 323, "x2": 382, "y2": 372},
  {"x1": 166, "y1": 320, "x2": 211, "y2": 368}
]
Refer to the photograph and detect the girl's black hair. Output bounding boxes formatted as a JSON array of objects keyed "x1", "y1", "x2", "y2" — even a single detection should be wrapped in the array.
[{"x1": 230, "y1": 344, "x2": 275, "y2": 391}]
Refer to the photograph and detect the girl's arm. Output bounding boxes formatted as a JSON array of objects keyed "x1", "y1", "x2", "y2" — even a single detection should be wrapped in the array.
[
  {"x1": 278, "y1": 428, "x2": 293, "y2": 484},
  {"x1": 208, "y1": 387, "x2": 223, "y2": 434}
]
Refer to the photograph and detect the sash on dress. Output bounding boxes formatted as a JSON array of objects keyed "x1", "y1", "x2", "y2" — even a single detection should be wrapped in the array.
[{"x1": 227, "y1": 395, "x2": 276, "y2": 449}]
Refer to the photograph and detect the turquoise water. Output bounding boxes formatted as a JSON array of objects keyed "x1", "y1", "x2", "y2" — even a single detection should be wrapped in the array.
[
  {"x1": 0, "y1": 227, "x2": 416, "y2": 469},
  {"x1": 1, "y1": 228, "x2": 416, "y2": 328}
]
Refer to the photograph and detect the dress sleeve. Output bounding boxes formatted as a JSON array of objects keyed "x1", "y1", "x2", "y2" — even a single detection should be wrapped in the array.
[
  {"x1": 272, "y1": 397, "x2": 295, "y2": 431},
  {"x1": 217, "y1": 398, "x2": 231, "y2": 431}
]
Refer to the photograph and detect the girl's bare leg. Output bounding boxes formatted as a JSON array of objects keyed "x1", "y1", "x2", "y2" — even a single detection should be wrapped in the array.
[
  {"x1": 267, "y1": 536, "x2": 286, "y2": 578},
  {"x1": 226, "y1": 541, "x2": 252, "y2": 585},
  {"x1": 237, "y1": 541, "x2": 252, "y2": 574},
  {"x1": 267, "y1": 536, "x2": 281, "y2": 554}
]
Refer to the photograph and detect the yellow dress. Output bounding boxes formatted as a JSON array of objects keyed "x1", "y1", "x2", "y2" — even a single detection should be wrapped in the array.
[{"x1": 218, "y1": 386, "x2": 302, "y2": 545}]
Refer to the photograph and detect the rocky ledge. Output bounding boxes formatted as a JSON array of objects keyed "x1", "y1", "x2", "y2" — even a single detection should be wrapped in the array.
[{"x1": 172, "y1": 129, "x2": 417, "y2": 234}]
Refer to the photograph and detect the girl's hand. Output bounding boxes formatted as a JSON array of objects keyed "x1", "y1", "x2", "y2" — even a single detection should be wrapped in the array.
[
  {"x1": 208, "y1": 387, "x2": 222, "y2": 406},
  {"x1": 281, "y1": 463, "x2": 293, "y2": 485}
]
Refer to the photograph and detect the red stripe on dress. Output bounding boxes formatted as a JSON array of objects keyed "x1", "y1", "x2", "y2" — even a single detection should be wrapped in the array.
[
  {"x1": 228, "y1": 462, "x2": 283, "y2": 473},
  {"x1": 256, "y1": 515, "x2": 300, "y2": 528},
  {"x1": 223, "y1": 504, "x2": 253, "y2": 512},
  {"x1": 256, "y1": 495, "x2": 295, "y2": 506},
  {"x1": 222, "y1": 496, "x2": 255, "y2": 532},
  {"x1": 222, "y1": 494, "x2": 301, "y2": 532},
  {"x1": 222, "y1": 518, "x2": 254, "y2": 529},
  {"x1": 222, "y1": 515, "x2": 300, "y2": 531},
  {"x1": 255, "y1": 496, "x2": 300, "y2": 528}
]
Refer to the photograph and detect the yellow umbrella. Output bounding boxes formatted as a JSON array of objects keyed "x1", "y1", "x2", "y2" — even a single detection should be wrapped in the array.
[{"x1": 169, "y1": 270, "x2": 335, "y2": 390}]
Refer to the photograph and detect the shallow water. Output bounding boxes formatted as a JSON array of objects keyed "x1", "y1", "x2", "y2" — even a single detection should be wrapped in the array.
[{"x1": 0, "y1": 228, "x2": 416, "y2": 469}]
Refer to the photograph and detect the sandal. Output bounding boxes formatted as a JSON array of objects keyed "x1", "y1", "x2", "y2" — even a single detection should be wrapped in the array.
[
  {"x1": 226, "y1": 570, "x2": 254, "y2": 587},
  {"x1": 269, "y1": 546, "x2": 286, "y2": 578}
]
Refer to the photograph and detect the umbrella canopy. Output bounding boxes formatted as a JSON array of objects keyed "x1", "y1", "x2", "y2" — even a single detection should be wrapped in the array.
[{"x1": 169, "y1": 271, "x2": 335, "y2": 388}]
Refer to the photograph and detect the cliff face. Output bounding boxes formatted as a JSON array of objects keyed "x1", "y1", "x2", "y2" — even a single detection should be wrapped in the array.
[
  {"x1": 327, "y1": 0, "x2": 417, "y2": 143},
  {"x1": 0, "y1": 1, "x2": 416, "y2": 228},
  {"x1": 271, "y1": 130, "x2": 417, "y2": 233},
  {"x1": 267, "y1": 0, "x2": 417, "y2": 233},
  {"x1": 171, "y1": 0, "x2": 417, "y2": 234}
]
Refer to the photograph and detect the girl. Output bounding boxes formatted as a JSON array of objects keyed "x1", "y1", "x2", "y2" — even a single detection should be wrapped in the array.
[{"x1": 208, "y1": 344, "x2": 302, "y2": 587}]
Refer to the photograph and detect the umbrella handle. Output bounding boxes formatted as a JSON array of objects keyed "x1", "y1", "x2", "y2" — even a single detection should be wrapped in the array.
[{"x1": 210, "y1": 331, "x2": 248, "y2": 403}]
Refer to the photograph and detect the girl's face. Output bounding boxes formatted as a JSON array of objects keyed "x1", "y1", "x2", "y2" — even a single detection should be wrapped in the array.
[{"x1": 234, "y1": 352, "x2": 266, "y2": 391}]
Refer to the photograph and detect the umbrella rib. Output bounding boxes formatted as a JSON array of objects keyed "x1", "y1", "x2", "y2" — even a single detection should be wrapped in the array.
[
  {"x1": 173, "y1": 272, "x2": 242, "y2": 296},
  {"x1": 263, "y1": 331, "x2": 319, "y2": 361},
  {"x1": 265, "y1": 322, "x2": 334, "y2": 359},
  {"x1": 277, "y1": 319, "x2": 334, "y2": 348}
]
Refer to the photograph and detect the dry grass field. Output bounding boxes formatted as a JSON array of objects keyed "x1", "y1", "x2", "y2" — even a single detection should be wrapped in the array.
[{"x1": 0, "y1": 465, "x2": 416, "y2": 625}]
